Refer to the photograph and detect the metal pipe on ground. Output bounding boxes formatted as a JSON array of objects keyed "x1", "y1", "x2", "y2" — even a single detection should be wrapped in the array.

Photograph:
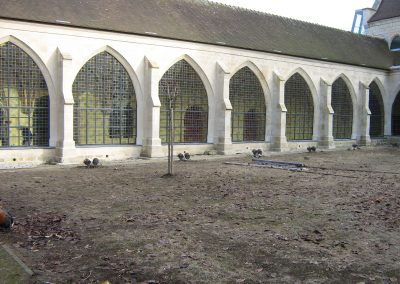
[{"x1": 252, "y1": 159, "x2": 305, "y2": 168}]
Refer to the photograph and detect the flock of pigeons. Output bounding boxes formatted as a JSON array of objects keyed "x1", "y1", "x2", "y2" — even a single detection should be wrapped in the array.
[
  {"x1": 79, "y1": 143, "x2": 366, "y2": 168},
  {"x1": 83, "y1": 158, "x2": 101, "y2": 168},
  {"x1": 177, "y1": 151, "x2": 191, "y2": 161},
  {"x1": 83, "y1": 153, "x2": 193, "y2": 165},
  {"x1": 80, "y1": 143, "x2": 367, "y2": 168}
]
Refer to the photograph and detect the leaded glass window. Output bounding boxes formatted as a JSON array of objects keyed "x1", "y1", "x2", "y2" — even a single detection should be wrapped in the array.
[
  {"x1": 284, "y1": 73, "x2": 314, "y2": 140},
  {"x1": 369, "y1": 82, "x2": 384, "y2": 137},
  {"x1": 392, "y1": 93, "x2": 400, "y2": 135},
  {"x1": 332, "y1": 78, "x2": 353, "y2": 139},
  {"x1": 0, "y1": 42, "x2": 49, "y2": 147},
  {"x1": 159, "y1": 60, "x2": 208, "y2": 143},
  {"x1": 73, "y1": 52, "x2": 137, "y2": 145},
  {"x1": 230, "y1": 67, "x2": 266, "y2": 142}
]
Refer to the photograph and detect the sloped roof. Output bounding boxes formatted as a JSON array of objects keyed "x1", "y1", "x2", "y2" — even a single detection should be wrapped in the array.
[
  {"x1": 0, "y1": 0, "x2": 395, "y2": 70},
  {"x1": 369, "y1": 0, "x2": 400, "y2": 23}
]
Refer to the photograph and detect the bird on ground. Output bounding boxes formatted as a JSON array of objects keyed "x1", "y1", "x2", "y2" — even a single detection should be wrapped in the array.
[
  {"x1": 352, "y1": 144, "x2": 360, "y2": 150},
  {"x1": 252, "y1": 149, "x2": 262, "y2": 158},
  {"x1": 177, "y1": 151, "x2": 191, "y2": 161},
  {"x1": 92, "y1": 158, "x2": 100, "y2": 167},
  {"x1": 184, "y1": 151, "x2": 190, "y2": 160},
  {"x1": 0, "y1": 208, "x2": 14, "y2": 230},
  {"x1": 178, "y1": 153, "x2": 186, "y2": 161},
  {"x1": 83, "y1": 158, "x2": 92, "y2": 168},
  {"x1": 307, "y1": 146, "x2": 317, "y2": 153}
]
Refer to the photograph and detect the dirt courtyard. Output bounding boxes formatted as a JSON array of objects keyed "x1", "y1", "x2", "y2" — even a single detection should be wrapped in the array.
[{"x1": 0, "y1": 147, "x2": 400, "y2": 283}]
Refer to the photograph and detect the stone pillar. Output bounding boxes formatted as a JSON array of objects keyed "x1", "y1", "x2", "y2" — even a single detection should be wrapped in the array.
[
  {"x1": 319, "y1": 79, "x2": 335, "y2": 149},
  {"x1": 141, "y1": 57, "x2": 164, "y2": 157},
  {"x1": 385, "y1": 96, "x2": 391, "y2": 137},
  {"x1": 270, "y1": 72, "x2": 288, "y2": 151},
  {"x1": 357, "y1": 82, "x2": 371, "y2": 146},
  {"x1": 214, "y1": 62, "x2": 233, "y2": 155},
  {"x1": 55, "y1": 50, "x2": 76, "y2": 163}
]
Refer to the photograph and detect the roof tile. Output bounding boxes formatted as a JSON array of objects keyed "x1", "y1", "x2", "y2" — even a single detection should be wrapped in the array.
[
  {"x1": 369, "y1": 0, "x2": 400, "y2": 23},
  {"x1": 0, "y1": 0, "x2": 396, "y2": 69}
]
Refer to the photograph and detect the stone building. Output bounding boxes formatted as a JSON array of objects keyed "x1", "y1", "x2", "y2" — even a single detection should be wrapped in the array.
[{"x1": 0, "y1": 0, "x2": 399, "y2": 164}]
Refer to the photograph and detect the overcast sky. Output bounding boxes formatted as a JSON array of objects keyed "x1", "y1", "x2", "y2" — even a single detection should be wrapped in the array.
[{"x1": 211, "y1": 0, "x2": 376, "y2": 31}]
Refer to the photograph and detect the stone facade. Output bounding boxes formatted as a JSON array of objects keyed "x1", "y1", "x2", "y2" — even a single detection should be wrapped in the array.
[
  {"x1": 0, "y1": 19, "x2": 398, "y2": 164},
  {"x1": 366, "y1": 17, "x2": 400, "y2": 46}
]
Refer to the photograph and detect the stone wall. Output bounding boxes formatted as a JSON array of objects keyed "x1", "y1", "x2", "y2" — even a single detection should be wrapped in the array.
[
  {"x1": 366, "y1": 17, "x2": 400, "y2": 47},
  {"x1": 0, "y1": 19, "x2": 398, "y2": 164}
]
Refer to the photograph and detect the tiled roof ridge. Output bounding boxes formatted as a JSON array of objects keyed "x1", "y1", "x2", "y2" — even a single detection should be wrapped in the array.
[
  {"x1": 369, "y1": 0, "x2": 385, "y2": 22},
  {"x1": 0, "y1": 0, "x2": 388, "y2": 45},
  {"x1": 0, "y1": 0, "x2": 394, "y2": 69},
  {"x1": 369, "y1": 0, "x2": 400, "y2": 23}
]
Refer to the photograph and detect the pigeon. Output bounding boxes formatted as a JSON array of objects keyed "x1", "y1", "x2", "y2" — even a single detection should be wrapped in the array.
[
  {"x1": 352, "y1": 144, "x2": 360, "y2": 150},
  {"x1": 252, "y1": 149, "x2": 262, "y2": 158},
  {"x1": 83, "y1": 158, "x2": 92, "y2": 168},
  {"x1": 0, "y1": 208, "x2": 14, "y2": 230},
  {"x1": 184, "y1": 151, "x2": 190, "y2": 160},
  {"x1": 92, "y1": 158, "x2": 100, "y2": 167},
  {"x1": 178, "y1": 153, "x2": 186, "y2": 161},
  {"x1": 307, "y1": 146, "x2": 317, "y2": 153}
]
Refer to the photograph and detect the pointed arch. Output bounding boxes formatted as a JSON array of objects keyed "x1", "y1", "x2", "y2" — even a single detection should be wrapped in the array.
[
  {"x1": 72, "y1": 50, "x2": 138, "y2": 145},
  {"x1": 160, "y1": 54, "x2": 214, "y2": 101},
  {"x1": 285, "y1": 67, "x2": 318, "y2": 106},
  {"x1": 367, "y1": 77, "x2": 385, "y2": 93},
  {"x1": 159, "y1": 58, "x2": 209, "y2": 143},
  {"x1": 229, "y1": 65, "x2": 266, "y2": 142},
  {"x1": 74, "y1": 46, "x2": 144, "y2": 144},
  {"x1": 369, "y1": 79, "x2": 385, "y2": 137},
  {"x1": 332, "y1": 74, "x2": 357, "y2": 104},
  {"x1": 72, "y1": 45, "x2": 143, "y2": 106},
  {"x1": 0, "y1": 38, "x2": 52, "y2": 147},
  {"x1": 0, "y1": 35, "x2": 55, "y2": 96},
  {"x1": 331, "y1": 75, "x2": 354, "y2": 139},
  {"x1": 284, "y1": 71, "x2": 315, "y2": 140},
  {"x1": 230, "y1": 61, "x2": 271, "y2": 107}
]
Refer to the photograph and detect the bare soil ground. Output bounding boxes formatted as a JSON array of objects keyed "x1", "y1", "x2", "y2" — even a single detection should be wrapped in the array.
[{"x1": 0, "y1": 146, "x2": 400, "y2": 284}]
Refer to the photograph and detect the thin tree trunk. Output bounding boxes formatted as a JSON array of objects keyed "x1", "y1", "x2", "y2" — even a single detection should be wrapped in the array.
[
  {"x1": 170, "y1": 107, "x2": 174, "y2": 175},
  {"x1": 167, "y1": 103, "x2": 171, "y2": 175}
]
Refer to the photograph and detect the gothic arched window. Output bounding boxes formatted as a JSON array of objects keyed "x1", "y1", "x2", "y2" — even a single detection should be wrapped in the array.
[
  {"x1": 230, "y1": 67, "x2": 266, "y2": 142},
  {"x1": 73, "y1": 52, "x2": 137, "y2": 145},
  {"x1": 0, "y1": 42, "x2": 49, "y2": 147},
  {"x1": 284, "y1": 73, "x2": 314, "y2": 140}
]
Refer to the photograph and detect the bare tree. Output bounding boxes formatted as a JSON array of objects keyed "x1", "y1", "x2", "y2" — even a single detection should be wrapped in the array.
[{"x1": 165, "y1": 83, "x2": 179, "y2": 176}]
